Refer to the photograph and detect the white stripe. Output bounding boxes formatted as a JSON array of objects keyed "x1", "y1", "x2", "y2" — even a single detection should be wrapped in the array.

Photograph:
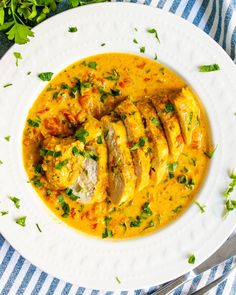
[
  {"x1": 0, "y1": 241, "x2": 11, "y2": 265},
  {"x1": 67, "y1": 283, "x2": 81, "y2": 295},
  {"x1": 225, "y1": 3, "x2": 235, "y2": 55},
  {"x1": 0, "y1": 250, "x2": 20, "y2": 294},
  {"x1": 173, "y1": 1, "x2": 189, "y2": 17},
  {"x1": 186, "y1": 0, "x2": 204, "y2": 23},
  {"x1": 198, "y1": 0, "x2": 212, "y2": 29},
  {"x1": 37, "y1": 275, "x2": 54, "y2": 294},
  {"x1": 218, "y1": 0, "x2": 230, "y2": 47},
  {"x1": 53, "y1": 280, "x2": 67, "y2": 295},
  {"x1": 150, "y1": 0, "x2": 159, "y2": 8},
  {"x1": 23, "y1": 268, "x2": 42, "y2": 295},
  {"x1": 223, "y1": 266, "x2": 236, "y2": 295},
  {"x1": 159, "y1": 0, "x2": 175, "y2": 12}
]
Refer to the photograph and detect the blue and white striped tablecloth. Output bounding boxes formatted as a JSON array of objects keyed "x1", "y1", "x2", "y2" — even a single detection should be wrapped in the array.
[{"x1": 0, "y1": 1, "x2": 236, "y2": 294}]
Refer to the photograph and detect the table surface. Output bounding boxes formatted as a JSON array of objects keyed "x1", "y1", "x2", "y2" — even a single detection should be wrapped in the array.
[{"x1": 0, "y1": 1, "x2": 236, "y2": 294}]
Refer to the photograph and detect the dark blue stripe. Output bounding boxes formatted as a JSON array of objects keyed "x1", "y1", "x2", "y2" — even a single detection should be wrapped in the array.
[
  {"x1": 104, "y1": 292, "x2": 113, "y2": 295},
  {"x1": 146, "y1": 286, "x2": 158, "y2": 294},
  {"x1": 222, "y1": 4, "x2": 233, "y2": 49},
  {"x1": 181, "y1": 0, "x2": 197, "y2": 19},
  {"x1": 61, "y1": 282, "x2": 72, "y2": 295},
  {"x1": 231, "y1": 26, "x2": 236, "y2": 61},
  {"x1": 16, "y1": 265, "x2": 36, "y2": 295},
  {"x1": 169, "y1": 0, "x2": 182, "y2": 13},
  {"x1": 206, "y1": 264, "x2": 218, "y2": 284},
  {"x1": 157, "y1": 0, "x2": 166, "y2": 9},
  {"x1": 91, "y1": 290, "x2": 99, "y2": 295},
  {"x1": 204, "y1": 0, "x2": 217, "y2": 34},
  {"x1": 193, "y1": 0, "x2": 209, "y2": 26},
  {"x1": 230, "y1": 263, "x2": 236, "y2": 295},
  {"x1": 45, "y1": 278, "x2": 60, "y2": 295},
  {"x1": 1, "y1": 256, "x2": 25, "y2": 294},
  {"x1": 31, "y1": 272, "x2": 48, "y2": 295},
  {"x1": 144, "y1": 0, "x2": 152, "y2": 5},
  {"x1": 75, "y1": 287, "x2": 85, "y2": 295},
  {"x1": 134, "y1": 290, "x2": 142, "y2": 295},
  {"x1": 173, "y1": 279, "x2": 185, "y2": 295},
  {"x1": 120, "y1": 291, "x2": 128, "y2": 295},
  {"x1": 188, "y1": 274, "x2": 203, "y2": 294},
  {"x1": 214, "y1": 0, "x2": 223, "y2": 42},
  {"x1": 216, "y1": 279, "x2": 227, "y2": 295},
  {"x1": 0, "y1": 246, "x2": 15, "y2": 279},
  {"x1": 0, "y1": 234, "x2": 5, "y2": 248}
]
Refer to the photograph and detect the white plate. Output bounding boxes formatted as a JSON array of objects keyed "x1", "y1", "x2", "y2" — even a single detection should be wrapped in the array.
[{"x1": 0, "y1": 2, "x2": 236, "y2": 291}]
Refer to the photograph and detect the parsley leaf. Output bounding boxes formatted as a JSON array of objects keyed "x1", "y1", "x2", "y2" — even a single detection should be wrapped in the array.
[
  {"x1": 16, "y1": 216, "x2": 26, "y2": 227},
  {"x1": 199, "y1": 64, "x2": 220, "y2": 72},
  {"x1": 188, "y1": 254, "x2": 196, "y2": 264},
  {"x1": 13, "y1": 52, "x2": 22, "y2": 66},
  {"x1": 7, "y1": 22, "x2": 34, "y2": 44},
  {"x1": 0, "y1": 211, "x2": 8, "y2": 216},
  {"x1": 194, "y1": 200, "x2": 206, "y2": 213},
  {"x1": 38, "y1": 72, "x2": 53, "y2": 81},
  {"x1": 204, "y1": 145, "x2": 217, "y2": 159},
  {"x1": 55, "y1": 159, "x2": 69, "y2": 170},
  {"x1": 147, "y1": 28, "x2": 160, "y2": 43},
  {"x1": 4, "y1": 135, "x2": 11, "y2": 142},
  {"x1": 68, "y1": 26, "x2": 78, "y2": 32},
  {"x1": 130, "y1": 137, "x2": 147, "y2": 151},
  {"x1": 27, "y1": 118, "x2": 40, "y2": 127},
  {"x1": 9, "y1": 196, "x2": 20, "y2": 209},
  {"x1": 140, "y1": 46, "x2": 145, "y2": 53},
  {"x1": 105, "y1": 69, "x2": 119, "y2": 81},
  {"x1": 88, "y1": 61, "x2": 97, "y2": 69},
  {"x1": 74, "y1": 128, "x2": 89, "y2": 144},
  {"x1": 165, "y1": 102, "x2": 174, "y2": 113}
]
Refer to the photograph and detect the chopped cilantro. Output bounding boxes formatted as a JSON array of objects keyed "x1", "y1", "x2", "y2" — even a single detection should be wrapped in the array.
[
  {"x1": 40, "y1": 148, "x2": 62, "y2": 158},
  {"x1": 72, "y1": 146, "x2": 80, "y2": 156},
  {"x1": 101, "y1": 43, "x2": 106, "y2": 46},
  {"x1": 133, "y1": 38, "x2": 138, "y2": 44},
  {"x1": 74, "y1": 128, "x2": 89, "y2": 144},
  {"x1": 97, "y1": 135, "x2": 103, "y2": 144},
  {"x1": 168, "y1": 162, "x2": 178, "y2": 179},
  {"x1": 141, "y1": 202, "x2": 152, "y2": 219},
  {"x1": 102, "y1": 227, "x2": 113, "y2": 238},
  {"x1": 172, "y1": 205, "x2": 183, "y2": 213},
  {"x1": 4, "y1": 135, "x2": 11, "y2": 142},
  {"x1": 16, "y1": 216, "x2": 26, "y2": 227},
  {"x1": 68, "y1": 26, "x2": 78, "y2": 32},
  {"x1": 31, "y1": 176, "x2": 44, "y2": 187},
  {"x1": 150, "y1": 116, "x2": 160, "y2": 127},
  {"x1": 65, "y1": 188, "x2": 78, "y2": 201},
  {"x1": 177, "y1": 175, "x2": 187, "y2": 184},
  {"x1": 224, "y1": 170, "x2": 236, "y2": 198},
  {"x1": 188, "y1": 254, "x2": 196, "y2": 264},
  {"x1": 143, "y1": 220, "x2": 155, "y2": 231},
  {"x1": 204, "y1": 145, "x2": 217, "y2": 159},
  {"x1": 81, "y1": 82, "x2": 93, "y2": 88},
  {"x1": 186, "y1": 178, "x2": 195, "y2": 189},
  {"x1": 13, "y1": 52, "x2": 22, "y2": 66},
  {"x1": 0, "y1": 160, "x2": 3, "y2": 165},
  {"x1": 58, "y1": 195, "x2": 70, "y2": 218},
  {"x1": 61, "y1": 83, "x2": 69, "y2": 89},
  {"x1": 38, "y1": 72, "x2": 53, "y2": 81},
  {"x1": 165, "y1": 102, "x2": 174, "y2": 113},
  {"x1": 199, "y1": 64, "x2": 220, "y2": 72},
  {"x1": 115, "y1": 276, "x2": 121, "y2": 284},
  {"x1": 194, "y1": 200, "x2": 206, "y2": 213},
  {"x1": 105, "y1": 69, "x2": 119, "y2": 81},
  {"x1": 0, "y1": 211, "x2": 8, "y2": 216},
  {"x1": 88, "y1": 61, "x2": 97, "y2": 69},
  {"x1": 55, "y1": 159, "x2": 69, "y2": 170},
  {"x1": 81, "y1": 150, "x2": 98, "y2": 161},
  {"x1": 130, "y1": 137, "x2": 147, "y2": 151},
  {"x1": 36, "y1": 223, "x2": 42, "y2": 232},
  {"x1": 34, "y1": 163, "x2": 44, "y2": 175},
  {"x1": 130, "y1": 216, "x2": 141, "y2": 227},
  {"x1": 3, "y1": 83, "x2": 13, "y2": 88},
  {"x1": 27, "y1": 118, "x2": 40, "y2": 127},
  {"x1": 46, "y1": 189, "x2": 51, "y2": 196},
  {"x1": 140, "y1": 46, "x2": 145, "y2": 53},
  {"x1": 9, "y1": 196, "x2": 20, "y2": 209},
  {"x1": 147, "y1": 28, "x2": 160, "y2": 43}
]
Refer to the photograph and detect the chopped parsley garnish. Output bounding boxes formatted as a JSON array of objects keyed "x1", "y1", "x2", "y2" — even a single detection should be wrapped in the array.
[
  {"x1": 186, "y1": 178, "x2": 195, "y2": 189},
  {"x1": 31, "y1": 176, "x2": 44, "y2": 187},
  {"x1": 189, "y1": 157, "x2": 197, "y2": 166},
  {"x1": 58, "y1": 195, "x2": 70, "y2": 218},
  {"x1": 115, "y1": 276, "x2": 121, "y2": 284},
  {"x1": 150, "y1": 116, "x2": 160, "y2": 127},
  {"x1": 147, "y1": 28, "x2": 160, "y2": 43},
  {"x1": 16, "y1": 216, "x2": 26, "y2": 227},
  {"x1": 55, "y1": 159, "x2": 69, "y2": 170},
  {"x1": 13, "y1": 52, "x2": 22, "y2": 66},
  {"x1": 101, "y1": 43, "x2": 106, "y2": 46},
  {"x1": 225, "y1": 199, "x2": 236, "y2": 212},
  {"x1": 204, "y1": 145, "x2": 217, "y2": 159},
  {"x1": 143, "y1": 220, "x2": 155, "y2": 231},
  {"x1": 27, "y1": 118, "x2": 40, "y2": 127},
  {"x1": 154, "y1": 53, "x2": 157, "y2": 60},
  {"x1": 81, "y1": 82, "x2": 93, "y2": 88},
  {"x1": 38, "y1": 72, "x2": 53, "y2": 81},
  {"x1": 36, "y1": 223, "x2": 42, "y2": 232},
  {"x1": 168, "y1": 162, "x2": 178, "y2": 179},
  {"x1": 40, "y1": 148, "x2": 62, "y2": 158},
  {"x1": 72, "y1": 146, "x2": 80, "y2": 156},
  {"x1": 140, "y1": 46, "x2": 145, "y2": 53},
  {"x1": 3, "y1": 83, "x2": 13, "y2": 88},
  {"x1": 110, "y1": 89, "x2": 120, "y2": 96},
  {"x1": 68, "y1": 26, "x2": 78, "y2": 32},
  {"x1": 133, "y1": 38, "x2": 138, "y2": 44},
  {"x1": 130, "y1": 137, "x2": 147, "y2": 151},
  {"x1": 194, "y1": 201, "x2": 206, "y2": 213},
  {"x1": 178, "y1": 175, "x2": 187, "y2": 184},
  {"x1": 223, "y1": 171, "x2": 236, "y2": 218},
  {"x1": 4, "y1": 135, "x2": 11, "y2": 142},
  {"x1": 105, "y1": 69, "x2": 119, "y2": 81},
  {"x1": 34, "y1": 163, "x2": 44, "y2": 175},
  {"x1": 172, "y1": 205, "x2": 183, "y2": 213},
  {"x1": 130, "y1": 216, "x2": 141, "y2": 227},
  {"x1": 65, "y1": 188, "x2": 78, "y2": 201},
  {"x1": 46, "y1": 189, "x2": 51, "y2": 196},
  {"x1": 74, "y1": 128, "x2": 89, "y2": 144},
  {"x1": 61, "y1": 83, "x2": 70, "y2": 89},
  {"x1": 98, "y1": 86, "x2": 109, "y2": 103},
  {"x1": 97, "y1": 135, "x2": 103, "y2": 144},
  {"x1": 104, "y1": 216, "x2": 112, "y2": 226},
  {"x1": 188, "y1": 254, "x2": 196, "y2": 264},
  {"x1": 199, "y1": 64, "x2": 220, "y2": 72},
  {"x1": 102, "y1": 227, "x2": 113, "y2": 238},
  {"x1": 52, "y1": 91, "x2": 59, "y2": 99},
  {"x1": 9, "y1": 196, "x2": 20, "y2": 209},
  {"x1": 165, "y1": 102, "x2": 174, "y2": 113},
  {"x1": 141, "y1": 202, "x2": 152, "y2": 219},
  {"x1": 88, "y1": 61, "x2": 97, "y2": 70},
  {"x1": 27, "y1": 71, "x2": 31, "y2": 75},
  {"x1": 0, "y1": 160, "x2": 3, "y2": 165},
  {"x1": 81, "y1": 150, "x2": 98, "y2": 161},
  {"x1": 0, "y1": 211, "x2": 8, "y2": 216}
]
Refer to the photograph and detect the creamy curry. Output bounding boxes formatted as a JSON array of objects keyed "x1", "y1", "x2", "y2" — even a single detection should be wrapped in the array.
[{"x1": 22, "y1": 53, "x2": 211, "y2": 239}]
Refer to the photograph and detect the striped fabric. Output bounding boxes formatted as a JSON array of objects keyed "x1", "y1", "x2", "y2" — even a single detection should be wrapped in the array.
[{"x1": 0, "y1": 0, "x2": 236, "y2": 294}]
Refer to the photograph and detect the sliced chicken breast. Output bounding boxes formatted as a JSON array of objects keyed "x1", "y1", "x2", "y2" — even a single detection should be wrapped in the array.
[
  {"x1": 115, "y1": 99, "x2": 150, "y2": 191},
  {"x1": 170, "y1": 87, "x2": 199, "y2": 145},
  {"x1": 136, "y1": 100, "x2": 169, "y2": 185},
  {"x1": 151, "y1": 95, "x2": 184, "y2": 160},
  {"x1": 102, "y1": 116, "x2": 136, "y2": 205}
]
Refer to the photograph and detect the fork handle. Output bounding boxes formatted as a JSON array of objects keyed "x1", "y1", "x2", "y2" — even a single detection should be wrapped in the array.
[{"x1": 151, "y1": 272, "x2": 195, "y2": 295}]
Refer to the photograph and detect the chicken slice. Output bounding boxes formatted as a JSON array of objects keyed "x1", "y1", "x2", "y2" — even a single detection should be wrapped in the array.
[
  {"x1": 151, "y1": 95, "x2": 184, "y2": 160},
  {"x1": 102, "y1": 116, "x2": 136, "y2": 205},
  {"x1": 170, "y1": 87, "x2": 200, "y2": 145},
  {"x1": 115, "y1": 99, "x2": 151, "y2": 192},
  {"x1": 136, "y1": 100, "x2": 169, "y2": 186}
]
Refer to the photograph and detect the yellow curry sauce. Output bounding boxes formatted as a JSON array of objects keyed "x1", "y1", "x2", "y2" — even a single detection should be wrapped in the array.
[{"x1": 22, "y1": 53, "x2": 211, "y2": 239}]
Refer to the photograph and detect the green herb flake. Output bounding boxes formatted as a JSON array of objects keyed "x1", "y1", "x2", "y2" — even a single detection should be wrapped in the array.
[
  {"x1": 154, "y1": 53, "x2": 157, "y2": 60},
  {"x1": 165, "y1": 102, "x2": 174, "y2": 113},
  {"x1": 204, "y1": 145, "x2": 217, "y2": 159},
  {"x1": 46, "y1": 189, "x2": 51, "y2": 196},
  {"x1": 3, "y1": 83, "x2": 13, "y2": 88},
  {"x1": 143, "y1": 220, "x2": 155, "y2": 231},
  {"x1": 13, "y1": 52, "x2": 22, "y2": 66},
  {"x1": 68, "y1": 26, "x2": 78, "y2": 33},
  {"x1": 150, "y1": 116, "x2": 160, "y2": 127},
  {"x1": 55, "y1": 159, "x2": 69, "y2": 170},
  {"x1": 38, "y1": 72, "x2": 53, "y2": 81},
  {"x1": 168, "y1": 162, "x2": 178, "y2": 179},
  {"x1": 140, "y1": 46, "x2": 145, "y2": 53},
  {"x1": 58, "y1": 195, "x2": 70, "y2": 218},
  {"x1": 27, "y1": 118, "x2": 40, "y2": 127},
  {"x1": 130, "y1": 216, "x2": 141, "y2": 227},
  {"x1": 188, "y1": 254, "x2": 196, "y2": 264},
  {"x1": 147, "y1": 28, "x2": 160, "y2": 43},
  {"x1": 88, "y1": 61, "x2": 97, "y2": 70},
  {"x1": 110, "y1": 89, "x2": 120, "y2": 96},
  {"x1": 4, "y1": 135, "x2": 11, "y2": 142},
  {"x1": 9, "y1": 196, "x2": 20, "y2": 209},
  {"x1": 16, "y1": 216, "x2": 26, "y2": 227},
  {"x1": 31, "y1": 176, "x2": 44, "y2": 187},
  {"x1": 133, "y1": 38, "x2": 138, "y2": 44},
  {"x1": 186, "y1": 178, "x2": 195, "y2": 189},
  {"x1": 40, "y1": 148, "x2": 62, "y2": 158},
  {"x1": 0, "y1": 211, "x2": 8, "y2": 216},
  {"x1": 130, "y1": 137, "x2": 147, "y2": 151},
  {"x1": 178, "y1": 175, "x2": 187, "y2": 184},
  {"x1": 224, "y1": 170, "x2": 236, "y2": 199},
  {"x1": 172, "y1": 205, "x2": 183, "y2": 213},
  {"x1": 199, "y1": 64, "x2": 220, "y2": 72},
  {"x1": 72, "y1": 146, "x2": 80, "y2": 156},
  {"x1": 97, "y1": 135, "x2": 103, "y2": 144},
  {"x1": 105, "y1": 69, "x2": 119, "y2": 81},
  {"x1": 194, "y1": 200, "x2": 206, "y2": 213},
  {"x1": 36, "y1": 223, "x2": 42, "y2": 232},
  {"x1": 65, "y1": 188, "x2": 78, "y2": 201},
  {"x1": 74, "y1": 128, "x2": 89, "y2": 144},
  {"x1": 27, "y1": 71, "x2": 31, "y2": 75},
  {"x1": 115, "y1": 276, "x2": 121, "y2": 284},
  {"x1": 0, "y1": 160, "x2": 3, "y2": 165},
  {"x1": 141, "y1": 202, "x2": 152, "y2": 219},
  {"x1": 101, "y1": 43, "x2": 106, "y2": 46},
  {"x1": 102, "y1": 227, "x2": 113, "y2": 238}
]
